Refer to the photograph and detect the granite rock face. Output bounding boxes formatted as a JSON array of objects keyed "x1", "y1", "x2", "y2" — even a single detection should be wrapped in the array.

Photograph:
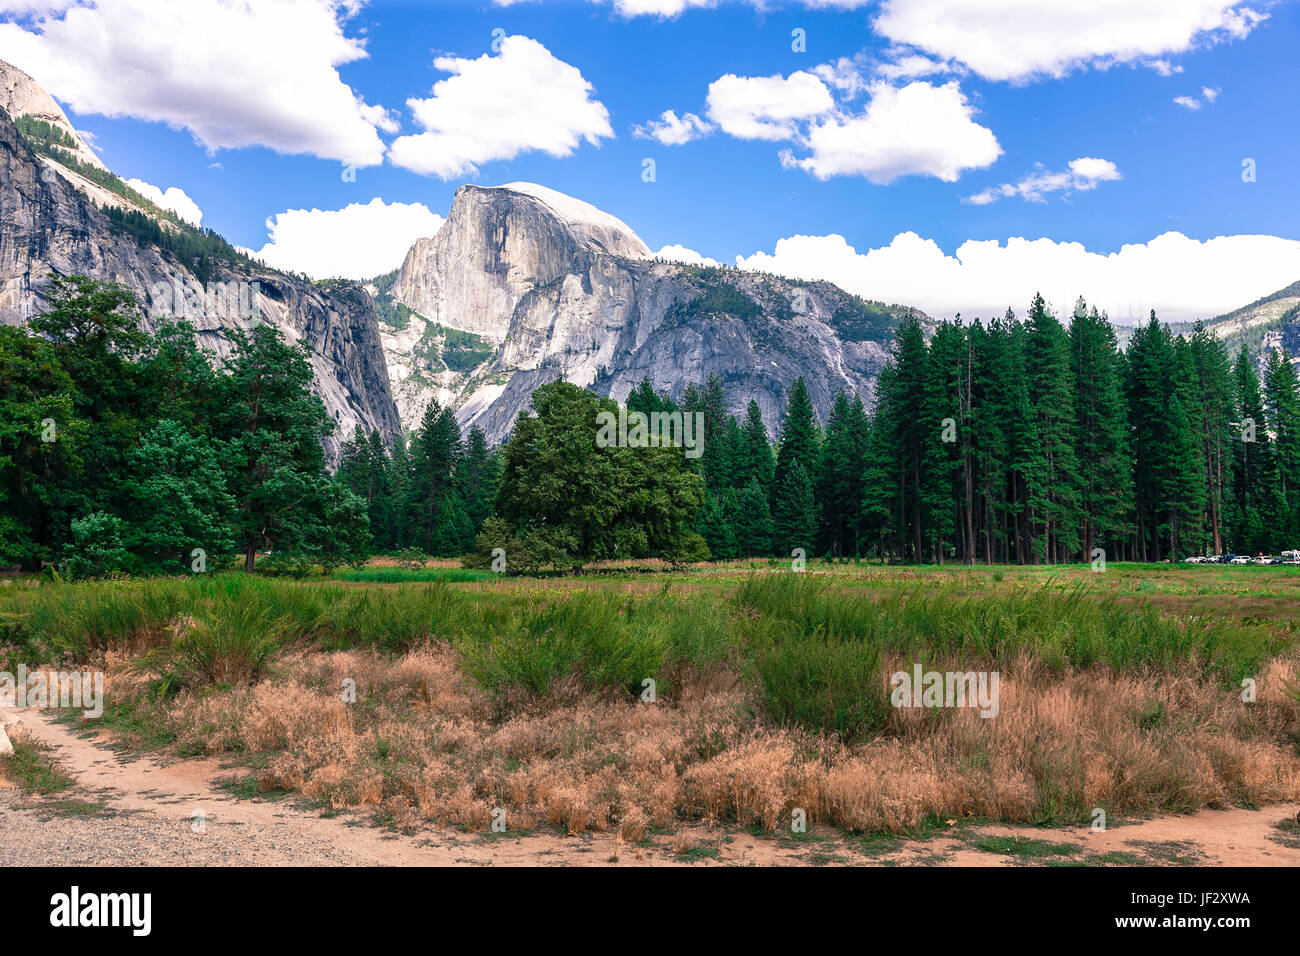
[
  {"x1": 0, "y1": 101, "x2": 401, "y2": 465},
  {"x1": 385, "y1": 183, "x2": 925, "y2": 443}
]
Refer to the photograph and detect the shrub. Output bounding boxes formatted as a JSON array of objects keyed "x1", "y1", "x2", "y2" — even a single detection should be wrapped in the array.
[{"x1": 64, "y1": 512, "x2": 131, "y2": 579}]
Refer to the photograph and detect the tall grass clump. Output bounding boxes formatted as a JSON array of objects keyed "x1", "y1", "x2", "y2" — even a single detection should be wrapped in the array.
[
  {"x1": 0, "y1": 577, "x2": 185, "y2": 657},
  {"x1": 319, "y1": 584, "x2": 464, "y2": 651},
  {"x1": 757, "y1": 636, "x2": 889, "y2": 741},
  {"x1": 458, "y1": 591, "x2": 669, "y2": 700},
  {"x1": 153, "y1": 599, "x2": 287, "y2": 688}
]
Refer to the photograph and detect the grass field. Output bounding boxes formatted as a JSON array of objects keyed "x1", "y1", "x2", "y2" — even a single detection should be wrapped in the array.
[{"x1": 1, "y1": 560, "x2": 1298, "y2": 840}]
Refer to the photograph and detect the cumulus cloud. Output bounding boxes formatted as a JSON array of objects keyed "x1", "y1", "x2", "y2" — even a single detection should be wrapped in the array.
[
  {"x1": 1174, "y1": 95, "x2": 1202, "y2": 110},
  {"x1": 782, "y1": 81, "x2": 1001, "y2": 183},
  {"x1": 706, "y1": 71, "x2": 834, "y2": 141},
  {"x1": 966, "y1": 156, "x2": 1121, "y2": 205},
  {"x1": 124, "y1": 178, "x2": 203, "y2": 226},
  {"x1": 388, "y1": 35, "x2": 613, "y2": 179},
  {"x1": 634, "y1": 109, "x2": 713, "y2": 146},
  {"x1": 653, "y1": 244, "x2": 719, "y2": 266},
  {"x1": 733, "y1": 230, "x2": 1300, "y2": 324},
  {"x1": 872, "y1": 0, "x2": 1266, "y2": 82},
  {"x1": 0, "y1": 0, "x2": 392, "y2": 166},
  {"x1": 253, "y1": 198, "x2": 444, "y2": 280},
  {"x1": 671, "y1": 64, "x2": 998, "y2": 183}
]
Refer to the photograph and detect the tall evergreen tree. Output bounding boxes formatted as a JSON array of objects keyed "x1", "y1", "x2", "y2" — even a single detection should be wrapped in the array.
[
  {"x1": 773, "y1": 377, "x2": 820, "y2": 506},
  {"x1": 1069, "y1": 300, "x2": 1131, "y2": 561},
  {"x1": 736, "y1": 400, "x2": 775, "y2": 495},
  {"x1": 816, "y1": 390, "x2": 870, "y2": 556}
]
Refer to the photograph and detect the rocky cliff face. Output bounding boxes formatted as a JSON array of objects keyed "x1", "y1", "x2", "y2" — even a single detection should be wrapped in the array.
[
  {"x1": 1201, "y1": 279, "x2": 1300, "y2": 375},
  {"x1": 0, "y1": 99, "x2": 401, "y2": 465},
  {"x1": 383, "y1": 183, "x2": 924, "y2": 443}
]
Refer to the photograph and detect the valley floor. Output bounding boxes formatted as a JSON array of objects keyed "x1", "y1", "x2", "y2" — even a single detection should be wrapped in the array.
[{"x1": 2, "y1": 707, "x2": 1297, "y2": 867}]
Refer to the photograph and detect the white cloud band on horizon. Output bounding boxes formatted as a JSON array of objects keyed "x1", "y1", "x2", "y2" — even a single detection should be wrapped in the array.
[
  {"x1": 729, "y1": 230, "x2": 1300, "y2": 325},
  {"x1": 253, "y1": 198, "x2": 444, "y2": 280}
]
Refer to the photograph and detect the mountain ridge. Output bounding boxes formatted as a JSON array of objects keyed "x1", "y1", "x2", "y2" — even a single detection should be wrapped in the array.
[
  {"x1": 0, "y1": 86, "x2": 401, "y2": 465},
  {"x1": 380, "y1": 182, "x2": 927, "y2": 442}
]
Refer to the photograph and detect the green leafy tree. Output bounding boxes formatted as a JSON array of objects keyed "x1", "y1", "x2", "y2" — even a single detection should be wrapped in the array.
[
  {"x1": 494, "y1": 382, "x2": 705, "y2": 566},
  {"x1": 214, "y1": 324, "x2": 333, "y2": 571},
  {"x1": 124, "y1": 419, "x2": 236, "y2": 570}
]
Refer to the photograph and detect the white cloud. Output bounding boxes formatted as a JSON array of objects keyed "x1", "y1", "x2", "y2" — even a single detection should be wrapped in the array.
[
  {"x1": 733, "y1": 230, "x2": 1300, "y2": 325},
  {"x1": 872, "y1": 0, "x2": 1267, "y2": 82},
  {"x1": 874, "y1": 52, "x2": 959, "y2": 82},
  {"x1": 388, "y1": 35, "x2": 612, "y2": 179},
  {"x1": 966, "y1": 156, "x2": 1121, "y2": 205},
  {"x1": 253, "y1": 198, "x2": 444, "y2": 280},
  {"x1": 0, "y1": 0, "x2": 391, "y2": 166},
  {"x1": 811, "y1": 56, "x2": 873, "y2": 96},
  {"x1": 653, "y1": 244, "x2": 719, "y2": 267},
  {"x1": 634, "y1": 109, "x2": 713, "y2": 146},
  {"x1": 706, "y1": 71, "x2": 834, "y2": 141},
  {"x1": 124, "y1": 178, "x2": 203, "y2": 226},
  {"x1": 1175, "y1": 86, "x2": 1222, "y2": 110},
  {"x1": 782, "y1": 81, "x2": 1001, "y2": 183},
  {"x1": 492, "y1": 0, "x2": 871, "y2": 17}
]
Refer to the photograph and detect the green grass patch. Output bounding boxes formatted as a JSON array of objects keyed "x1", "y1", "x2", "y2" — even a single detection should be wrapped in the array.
[
  {"x1": 0, "y1": 740, "x2": 75, "y2": 795},
  {"x1": 971, "y1": 836, "x2": 1082, "y2": 858}
]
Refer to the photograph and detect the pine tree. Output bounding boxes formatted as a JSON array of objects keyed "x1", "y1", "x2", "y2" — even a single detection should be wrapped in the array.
[
  {"x1": 773, "y1": 378, "x2": 819, "y2": 507},
  {"x1": 1127, "y1": 313, "x2": 1202, "y2": 559},
  {"x1": 733, "y1": 479, "x2": 775, "y2": 557},
  {"x1": 815, "y1": 390, "x2": 870, "y2": 556},
  {"x1": 772, "y1": 461, "x2": 817, "y2": 557},
  {"x1": 406, "y1": 400, "x2": 461, "y2": 554},
  {"x1": 1263, "y1": 348, "x2": 1300, "y2": 540},
  {"x1": 1185, "y1": 324, "x2": 1234, "y2": 555},
  {"x1": 735, "y1": 400, "x2": 775, "y2": 495},
  {"x1": 455, "y1": 425, "x2": 498, "y2": 551},
  {"x1": 1229, "y1": 346, "x2": 1283, "y2": 552},
  {"x1": 921, "y1": 321, "x2": 966, "y2": 563},
  {"x1": 1024, "y1": 293, "x2": 1081, "y2": 563},
  {"x1": 1069, "y1": 300, "x2": 1131, "y2": 562}
]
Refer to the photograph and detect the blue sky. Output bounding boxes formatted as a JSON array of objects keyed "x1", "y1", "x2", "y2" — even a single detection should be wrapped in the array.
[{"x1": 2, "y1": 0, "x2": 1298, "y2": 323}]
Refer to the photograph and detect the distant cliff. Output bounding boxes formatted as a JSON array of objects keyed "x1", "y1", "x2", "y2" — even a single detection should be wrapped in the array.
[
  {"x1": 0, "y1": 61, "x2": 400, "y2": 465},
  {"x1": 381, "y1": 182, "x2": 927, "y2": 443}
]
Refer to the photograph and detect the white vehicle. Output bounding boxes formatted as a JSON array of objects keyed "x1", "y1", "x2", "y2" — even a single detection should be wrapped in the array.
[
  {"x1": 1254, "y1": 555, "x2": 1274, "y2": 565},
  {"x1": 1230, "y1": 556, "x2": 1251, "y2": 564}
]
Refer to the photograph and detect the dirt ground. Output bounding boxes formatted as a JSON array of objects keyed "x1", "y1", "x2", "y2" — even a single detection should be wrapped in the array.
[{"x1": 2, "y1": 707, "x2": 1296, "y2": 867}]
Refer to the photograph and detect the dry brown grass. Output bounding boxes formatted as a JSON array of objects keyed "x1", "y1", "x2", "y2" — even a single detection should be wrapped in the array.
[{"x1": 96, "y1": 640, "x2": 1300, "y2": 839}]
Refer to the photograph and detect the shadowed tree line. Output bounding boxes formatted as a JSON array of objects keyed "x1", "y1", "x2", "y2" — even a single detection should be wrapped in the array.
[{"x1": 6, "y1": 278, "x2": 1298, "y2": 575}]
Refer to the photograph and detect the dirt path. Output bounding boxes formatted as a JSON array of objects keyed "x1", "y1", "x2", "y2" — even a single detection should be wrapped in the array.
[{"x1": 2, "y1": 708, "x2": 1297, "y2": 867}]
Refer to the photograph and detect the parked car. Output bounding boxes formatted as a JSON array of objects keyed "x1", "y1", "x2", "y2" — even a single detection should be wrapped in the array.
[{"x1": 1230, "y1": 556, "x2": 1251, "y2": 564}]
